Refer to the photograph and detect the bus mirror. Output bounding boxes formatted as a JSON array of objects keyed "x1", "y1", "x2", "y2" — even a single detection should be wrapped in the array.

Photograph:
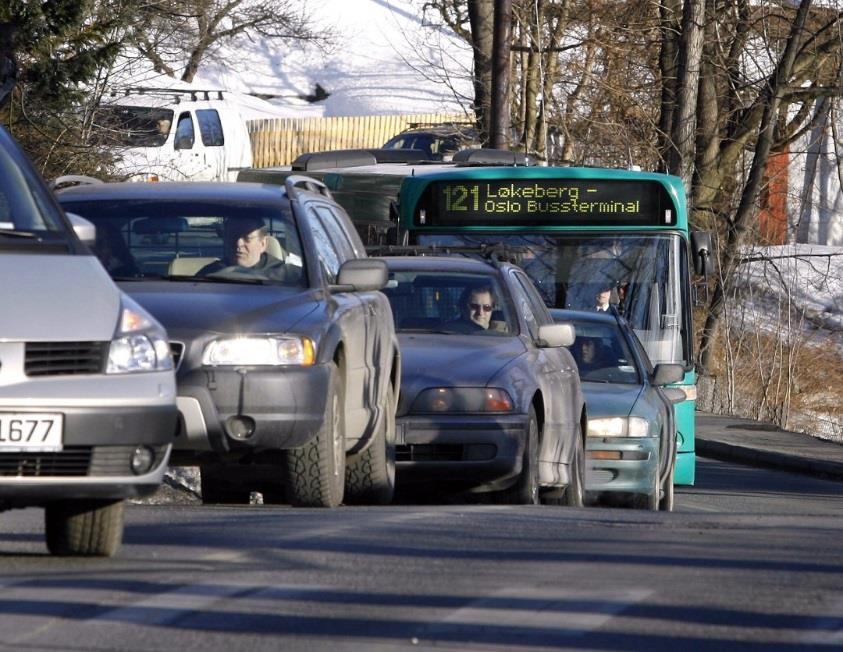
[{"x1": 691, "y1": 231, "x2": 714, "y2": 276}]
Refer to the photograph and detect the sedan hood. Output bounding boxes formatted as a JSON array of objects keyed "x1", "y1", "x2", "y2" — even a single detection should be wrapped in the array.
[
  {"x1": 121, "y1": 281, "x2": 319, "y2": 337},
  {"x1": 581, "y1": 382, "x2": 644, "y2": 419},
  {"x1": 397, "y1": 333, "x2": 526, "y2": 410}
]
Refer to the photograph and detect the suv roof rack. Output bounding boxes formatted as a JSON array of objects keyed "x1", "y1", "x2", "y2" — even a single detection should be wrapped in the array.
[
  {"x1": 452, "y1": 148, "x2": 533, "y2": 167},
  {"x1": 291, "y1": 148, "x2": 430, "y2": 171}
]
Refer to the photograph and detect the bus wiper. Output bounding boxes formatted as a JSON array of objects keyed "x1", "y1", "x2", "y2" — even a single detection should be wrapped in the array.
[{"x1": 0, "y1": 228, "x2": 41, "y2": 241}]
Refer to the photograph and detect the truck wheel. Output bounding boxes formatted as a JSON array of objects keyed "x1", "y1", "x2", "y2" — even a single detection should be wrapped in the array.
[
  {"x1": 45, "y1": 499, "x2": 124, "y2": 557},
  {"x1": 200, "y1": 465, "x2": 250, "y2": 505},
  {"x1": 564, "y1": 426, "x2": 585, "y2": 507},
  {"x1": 499, "y1": 406, "x2": 540, "y2": 505},
  {"x1": 285, "y1": 362, "x2": 346, "y2": 507},
  {"x1": 345, "y1": 383, "x2": 396, "y2": 505}
]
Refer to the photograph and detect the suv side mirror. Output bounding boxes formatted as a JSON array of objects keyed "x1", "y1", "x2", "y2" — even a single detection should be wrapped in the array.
[
  {"x1": 652, "y1": 363, "x2": 685, "y2": 386},
  {"x1": 333, "y1": 258, "x2": 388, "y2": 292},
  {"x1": 65, "y1": 212, "x2": 96, "y2": 246},
  {"x1": 536, "y1": 322, "x2": 575, "y2": 348}
]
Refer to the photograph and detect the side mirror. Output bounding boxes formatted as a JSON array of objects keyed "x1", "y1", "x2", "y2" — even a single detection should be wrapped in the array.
[
  {"x1": 652, "y1": 363, "x2": 685, "y2": 386},
  {"x1": 65, "y1": 212, "x2": 96, "y2": 246},
  {"x1": 662, "y1": 387, "x2": 687, "y2": 404},
  {"x1": 691, "y1": 231, "x2": 714, "y2": 276},
  {"x1": 334, "y1": 258, "x2": 388, "y2": 292},
  {"x1": 536, "y1": 322, "x2": 575, "y2": 348}
]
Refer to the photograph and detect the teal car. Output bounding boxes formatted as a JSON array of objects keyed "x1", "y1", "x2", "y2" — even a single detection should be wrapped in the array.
[{"x1": 552, "y1": 309, "x2": 684, "y2": 511}]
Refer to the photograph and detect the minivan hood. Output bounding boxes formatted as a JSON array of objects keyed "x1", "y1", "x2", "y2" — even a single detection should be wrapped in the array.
[
  {"x1": 121, "y1": 281, "x2": 319, "y2": 337},
  {"x1": 0, "y1": 254, "x2": 120, "y2": 341},
  {"x1": 581, "y1": 382, "x2": 644, "y2": 419}
]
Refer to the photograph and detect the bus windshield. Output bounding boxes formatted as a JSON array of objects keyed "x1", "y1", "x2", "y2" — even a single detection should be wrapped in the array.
[{"x1": 416, "y1": 233, "x2": 689, "y2": 367}]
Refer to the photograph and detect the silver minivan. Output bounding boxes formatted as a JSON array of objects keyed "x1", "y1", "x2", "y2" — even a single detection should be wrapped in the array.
[{"x1": 0, "y1": 126, "x2": 179, "y2": 556}]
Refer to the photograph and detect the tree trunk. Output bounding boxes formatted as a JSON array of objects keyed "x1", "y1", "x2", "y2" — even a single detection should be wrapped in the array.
[
  {"x1": 490, "y1": 0, "x2": 512, "y2": 150},
  {"x1": 468, "y1": 0, "x2": 494, "y2": 146},
  {"x1": 697, "y1": 0, "x2": 815, "y2": 373}
]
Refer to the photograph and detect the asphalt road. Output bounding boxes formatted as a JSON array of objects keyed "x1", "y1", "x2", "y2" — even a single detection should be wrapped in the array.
[{"x1": 0, "y1": 457, "x2": 841, "y2": 651}]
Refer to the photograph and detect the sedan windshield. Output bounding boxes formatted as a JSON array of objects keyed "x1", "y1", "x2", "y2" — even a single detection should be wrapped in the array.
[
  {"x1": 59, "y1": 199, "x2": 307, "y2": 286},
  {"x1": 382, "y1": 271, "x2": 514, "y2": 336},
  {"x1": 568, "y1": 320, "x2": 641, "y2": 385}
]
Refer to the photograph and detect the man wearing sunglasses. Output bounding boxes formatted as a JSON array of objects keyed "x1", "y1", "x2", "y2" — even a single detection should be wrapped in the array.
[{"x1": 451, "y1": 284, "x2": 497, "y2": 332}]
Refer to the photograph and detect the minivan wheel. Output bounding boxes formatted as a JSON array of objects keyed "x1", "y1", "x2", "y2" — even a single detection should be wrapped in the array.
[
  {"x1": 45, "y1": 499, "x2": 124, "y2": 557},
  {"x1": 285, "y1": 362, "x2": 346, "y2": 507},
  {"x1": 345, "y1": 383, "x2": 396, "y2": 505}
]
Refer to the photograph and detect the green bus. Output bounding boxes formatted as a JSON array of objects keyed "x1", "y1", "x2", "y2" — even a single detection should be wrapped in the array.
[{"x1": 240, "y1": 149, "x2": 712, "y2": 485}]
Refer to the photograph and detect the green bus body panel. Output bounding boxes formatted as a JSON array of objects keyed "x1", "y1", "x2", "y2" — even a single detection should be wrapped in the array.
[{"x1": 674, "y1": 370, "x2": 697, "y2": 485}]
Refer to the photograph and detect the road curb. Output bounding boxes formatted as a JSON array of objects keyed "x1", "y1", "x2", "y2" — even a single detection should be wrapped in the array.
[{"x1": 697, "y1": 438, "x2": 843, "y2": 482}]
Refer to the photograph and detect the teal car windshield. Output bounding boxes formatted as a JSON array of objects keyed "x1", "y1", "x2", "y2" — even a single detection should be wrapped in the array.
[{"x1": 417, "y1": 233, "x2": 688, "y2": 366}]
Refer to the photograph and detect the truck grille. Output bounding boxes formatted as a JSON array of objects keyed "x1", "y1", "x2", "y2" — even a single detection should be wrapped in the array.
[{"x1": 24, "y1": 342, "x2": 108, "y2": 377}]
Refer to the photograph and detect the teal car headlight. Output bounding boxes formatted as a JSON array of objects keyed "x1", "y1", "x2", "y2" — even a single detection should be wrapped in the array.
[
  {"x1": 107, "y1": 295, "x2": 173, "y2": 374},
  {"x1": 201, "y1": 336, "x2": 316, "y2": 366},
  {"x1": 588, "y1": 416, "x2": 650, "y2": 437}
]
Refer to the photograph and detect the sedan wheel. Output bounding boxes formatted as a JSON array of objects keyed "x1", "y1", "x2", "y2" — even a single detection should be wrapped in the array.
[
  {"x1": 660, "y1": 456, "x2": 675, "y2": 512},
  {"x1": 564, "y1": 426, "x2": 585, "y2": 507},
  {"x1": 499, "y1": 406, "x2": 540, "y2": 505},
  {"x1": 285, "y1": 362, "x2": 346, "y2": 507}
]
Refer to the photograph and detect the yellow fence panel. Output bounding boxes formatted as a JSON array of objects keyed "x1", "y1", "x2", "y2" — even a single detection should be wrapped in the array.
[{"x1": 247, "y1": 113, "x2": 468, "y2": 168}]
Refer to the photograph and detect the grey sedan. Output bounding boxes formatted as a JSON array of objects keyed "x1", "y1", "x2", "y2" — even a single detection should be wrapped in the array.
[
  {"x1": 552, "y1": 309, "x2": 684, "y2": 511},
  {"x1": 381, "y1": 256, "x2": 586, "y2": 505}
]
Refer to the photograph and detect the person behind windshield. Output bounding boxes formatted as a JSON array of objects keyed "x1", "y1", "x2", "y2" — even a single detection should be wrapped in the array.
[
  {"x1": 197, "y1": 216, "x2": 286, "y2": 280},
  {"x1": 572, "y1": 337, "x2": 611, "y2": 376},
  {"x1": 449, "y1": 284, "x2": 496, "y2": 332},
  {"x1": 594, "y1": 283, "x2": 613, "y2": 312}
]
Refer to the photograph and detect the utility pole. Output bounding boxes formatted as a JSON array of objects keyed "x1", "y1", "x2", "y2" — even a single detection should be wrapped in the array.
[{"x1": 490, "y1": 0, "x2": 512, "y2": 150}]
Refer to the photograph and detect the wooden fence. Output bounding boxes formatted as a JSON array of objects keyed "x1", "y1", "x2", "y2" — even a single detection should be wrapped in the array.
[{"x1": 247, "y1": 112, "x2": 466, "y2": 168}]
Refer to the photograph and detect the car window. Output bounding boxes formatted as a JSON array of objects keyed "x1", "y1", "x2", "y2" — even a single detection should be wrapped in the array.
[
  {"x1": 196, "y1": 109, "x2": 224, "y2": 147},
  {"x1": 174, "y1": 112, "x2": 195, "y2": 150},
  {"x1": 568, "y1": 320, "x2": 641, "y2": 384},
  {"x1": 0, "y1": 136, "x2": 65, "y2": 234},
  {"x1": 312, "y1": 205, "x2": 356, "y2": 263},
  {"x1": 58, "y1": 197, "x2": 306, "y2": 286},
  {"x1": 305, "y1": 207, "x2": 342, "y2": 282},
  {"x1": 513, "y1": 271, "x2": 553, "y2": 326},
  {"x1": 381, "y1": 270, "x2": 512, "y2": 336}
]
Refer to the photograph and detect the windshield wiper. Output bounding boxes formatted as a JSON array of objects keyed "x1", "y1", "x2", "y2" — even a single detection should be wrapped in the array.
[{"x1": 0, "y1": 228, "x2": 41, "y2": 241}]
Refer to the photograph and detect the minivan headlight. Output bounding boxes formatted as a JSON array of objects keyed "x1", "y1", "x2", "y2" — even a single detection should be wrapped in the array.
[
  {"x1": 107, "y1": 295, "x2": 173, "y2": 374},
  {"x1": 201, "y1": 336, "x2": 316, "y2": 366},
  {"x1": 588, "y1": 416, "x2": 650, "y2": 437}
]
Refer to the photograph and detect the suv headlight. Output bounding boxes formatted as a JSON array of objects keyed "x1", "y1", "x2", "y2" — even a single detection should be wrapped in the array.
[
  {"x1": 588, "y1": 416, "x2": 650, "y2": 437},
  {"x1": 107, "y1": 295, "x2": 173, "y2": 374},
  {"x1": 201, "y1": 336, "x2": 315, "y2": 366}
]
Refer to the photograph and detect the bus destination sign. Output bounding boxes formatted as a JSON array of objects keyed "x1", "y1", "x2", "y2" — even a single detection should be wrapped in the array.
[{"x1": 417, "y1": 179, "x2": 675, "y2": 227}]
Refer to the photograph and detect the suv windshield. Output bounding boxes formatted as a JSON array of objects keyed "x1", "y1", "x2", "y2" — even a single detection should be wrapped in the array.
[
  {"x1": 59, "y1": 199, "x2": 307, "y2": 286},
  {"x1": 382, "y1": 270, "x2": 513, "y2": 336}
]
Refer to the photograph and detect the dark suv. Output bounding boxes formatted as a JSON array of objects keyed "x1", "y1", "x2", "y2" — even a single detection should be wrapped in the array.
[{"x1": 58, "y1": 178, "x2": 400, "y2": 507}]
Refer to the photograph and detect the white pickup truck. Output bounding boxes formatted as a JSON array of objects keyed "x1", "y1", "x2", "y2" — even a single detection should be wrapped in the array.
[{"x1": 97, "y1": 87, "x2": 253, "y2": 182}]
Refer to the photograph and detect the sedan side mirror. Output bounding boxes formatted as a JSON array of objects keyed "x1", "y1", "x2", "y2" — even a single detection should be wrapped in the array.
[
  {"x1": 536, "y1": 322, "x2": 575, "y2": 348},
  {"x1": 333, "y1": 258, "x2": 388, "y2": 292},
  {"x1": 652, "y1": 363, "x2": 685, "y2": 386},
  {"x1": 65, "y1": 212, "x2": 96, "y2": 246}
]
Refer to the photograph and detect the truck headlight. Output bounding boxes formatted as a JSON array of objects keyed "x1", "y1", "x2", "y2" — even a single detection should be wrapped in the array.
[
  {"x1": 107, "y1": 295, "x2": 173, "y2": 374},
  {"x1": 588, "y1": 416, "x2": 650, "y2": 437},
  {"x1": 202, "y1": 336, "x2": 315, "y2": 366},
  {"x1": 410, "y1": 387, "x2": 514, "y2": 414}
]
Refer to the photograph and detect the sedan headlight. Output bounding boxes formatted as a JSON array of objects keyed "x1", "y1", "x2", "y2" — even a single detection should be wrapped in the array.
[
  {"x1": 107, "y1": 295, "x2": 173, "y2": 374},
  {"x1": 411, "y1": 387, "x2": 514, "y2": 414},
  {"x1": 588, "y1": 416, "x2": 650, "y2": 437},
  {"x1": 202, "y1": 336, "x2": 315, "y2": 366}
]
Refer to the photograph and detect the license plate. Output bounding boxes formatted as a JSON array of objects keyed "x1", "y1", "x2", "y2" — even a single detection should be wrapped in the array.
[{"x1": 0, "y1": 413, "x2": 63, "y2": 452}]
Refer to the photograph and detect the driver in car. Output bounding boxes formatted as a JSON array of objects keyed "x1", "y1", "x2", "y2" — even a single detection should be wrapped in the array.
[{"x1": 198, "y1": 216, "x2": 286, "y2": 280}]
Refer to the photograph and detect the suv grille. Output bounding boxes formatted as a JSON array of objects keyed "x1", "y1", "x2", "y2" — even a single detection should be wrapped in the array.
[{"x1": 25, "y1": 342, "x2": 108, "y2": 377}]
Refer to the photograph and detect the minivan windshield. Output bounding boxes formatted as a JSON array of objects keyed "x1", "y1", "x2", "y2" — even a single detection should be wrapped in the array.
[
  {"x1": 60, "y1": 199, "x2": 307, "y2": 286},
  {"x1": 0, "y1": 138, "x2": 65, "y2": 233}
]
